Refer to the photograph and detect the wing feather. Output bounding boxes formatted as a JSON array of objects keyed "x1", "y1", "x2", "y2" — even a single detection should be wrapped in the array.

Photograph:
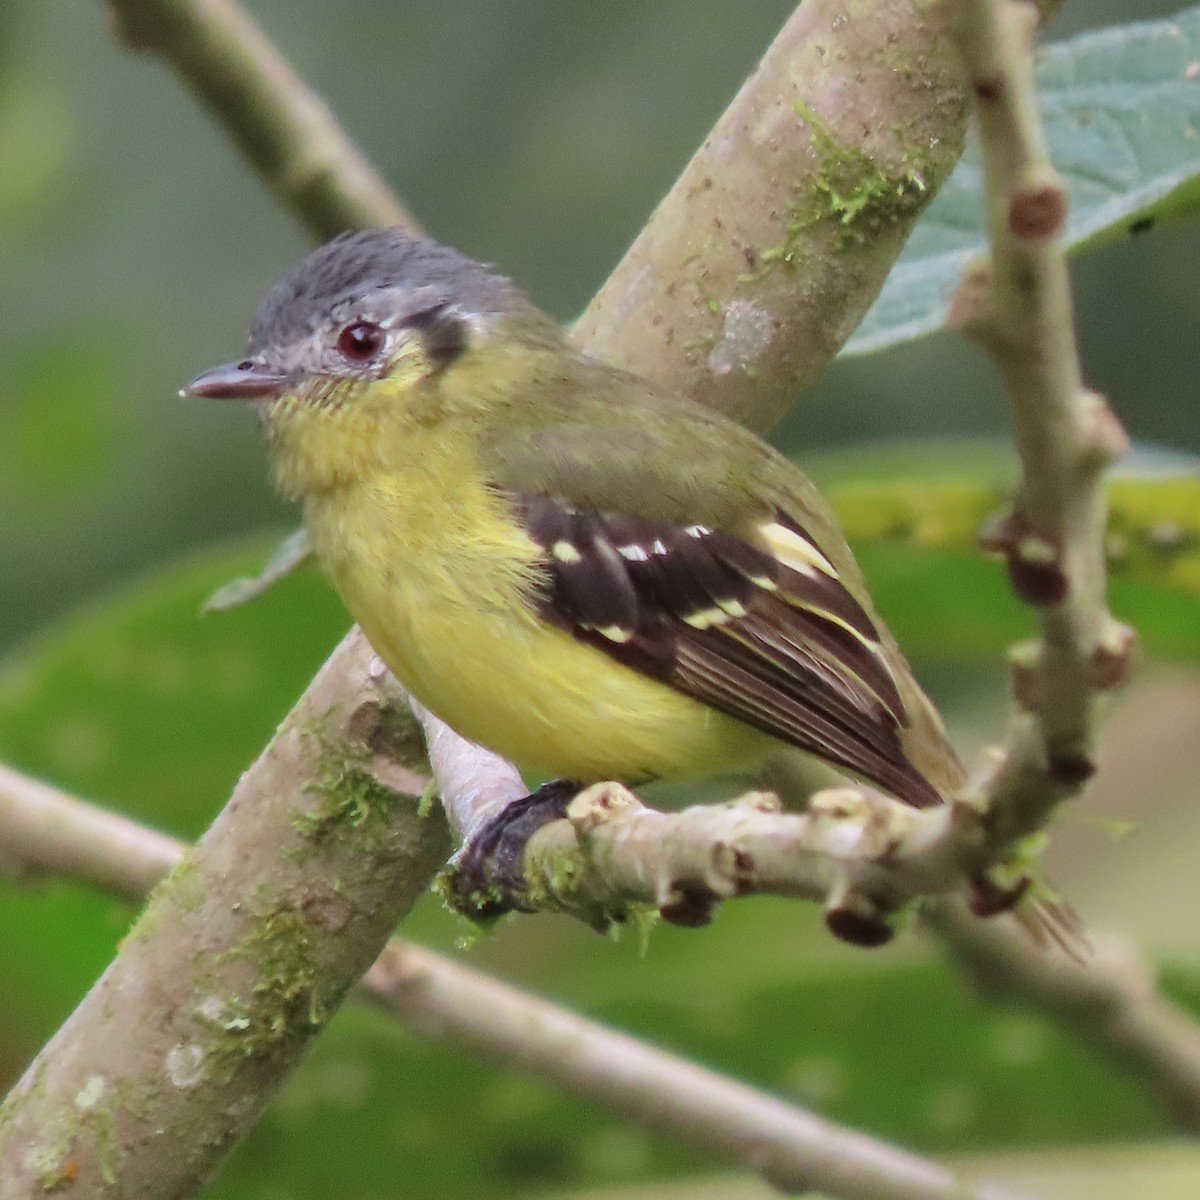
[{"x1": 508, "y1": 491, "x2": 942, "y2": 808}]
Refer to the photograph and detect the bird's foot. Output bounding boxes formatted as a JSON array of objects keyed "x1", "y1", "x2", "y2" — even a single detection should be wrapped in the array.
[{"x1": 449, "y1": 779, "x2": 579, "y2": 920}]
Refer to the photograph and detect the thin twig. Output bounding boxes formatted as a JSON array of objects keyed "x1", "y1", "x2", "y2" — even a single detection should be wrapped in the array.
[
  {"x1": 363, "y1": 942, "x2": 1029, "y2": 1200},
  {"x1": 945, "y1": 0, "x2": 1135, "y2": 839},
  {"x1": 105, "y1": 0, "x2": 416, "y2": 239},
  {"x1": 0, "y1": 761, "x2": 179, "y2": 899},
  {"x1": 0, "y1": 763, "x2": 1024, "y2": 1200}
]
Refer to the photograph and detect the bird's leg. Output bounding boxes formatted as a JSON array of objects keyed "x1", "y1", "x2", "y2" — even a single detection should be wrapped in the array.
[{"x1": 449, "y1": 778, "x2": 580, "y2": 920}]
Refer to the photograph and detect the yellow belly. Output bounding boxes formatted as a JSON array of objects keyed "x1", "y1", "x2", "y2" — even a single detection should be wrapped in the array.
[{"x1": 305, "y1": 473, "x2": 768, "y2": 783}]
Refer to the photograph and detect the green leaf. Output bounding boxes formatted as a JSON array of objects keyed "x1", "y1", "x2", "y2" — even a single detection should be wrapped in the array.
[
  {"x1": 0, "y1": 330, "x2": 128, "y2": 513},
  {"x1": 0, "y1": 536, "x2": 348, "y2": 831},
  {"x1": 846, "y1": 5, "x2": 1200, "y2": 354},
  {"x1": 204, "y1": 527, "x2": 313, "y2": 612}
]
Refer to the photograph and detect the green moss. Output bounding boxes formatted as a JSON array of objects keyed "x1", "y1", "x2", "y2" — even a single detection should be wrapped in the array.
[
  {"x1": 417, "y1": 778, "x2": 439, "y2": 819},
  {"x1": 293, "y1": 762, "x2": 397, "y2": 844},
  {"x1": 743, "y1": 100, "x2": 930, "y2": 284},
  {"x1": 432, "y1": 864, "x2": 507, "y2": 932},
  {"x1": 522, "y1": 835, "x2": 644, "y2": 935},
  {"x1": 25, "y1": 1131, "x2": 77, "y2": 1191},
  {"x1": 199, "y1": 900, "x2": 327, "y2": 1075},
  {"x1": 522, "y1": 841, "x2": 583, "y2": 911},
  {"x1": 289, "y1": 720, "x2": 402, "y2": 851},
  {"x1": 625, "y1": 905, "x2": 661, "y2": 956},
  {"x1": 435, "y1": 815, "x2": 649, "y2": 937},
  {"x1": 77, "y1": 1078, "x2": 120, "y2": 1188},
  {"x1": 126, "y1": 851, "x2": 203, "y2": 944}
]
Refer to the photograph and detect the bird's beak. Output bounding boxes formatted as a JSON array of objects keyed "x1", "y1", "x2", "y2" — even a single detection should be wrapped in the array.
[{"x1": 181, "y1": 359, "x2": 288, "y2": 401}]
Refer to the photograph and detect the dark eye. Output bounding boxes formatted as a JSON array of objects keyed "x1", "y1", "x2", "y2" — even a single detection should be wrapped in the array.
[{"x1": 337, "y1": 321, "x2": 385, "y2": 362}]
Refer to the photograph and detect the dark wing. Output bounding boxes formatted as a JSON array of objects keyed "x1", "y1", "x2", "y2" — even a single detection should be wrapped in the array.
[{"x1": 511, "y1": 492, "x2": 942, "y2": 808}]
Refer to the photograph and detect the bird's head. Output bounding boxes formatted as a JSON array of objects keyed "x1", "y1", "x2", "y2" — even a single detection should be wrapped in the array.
[{"x1": 183, "y1": 227, "x2": 560, "y2": 496}]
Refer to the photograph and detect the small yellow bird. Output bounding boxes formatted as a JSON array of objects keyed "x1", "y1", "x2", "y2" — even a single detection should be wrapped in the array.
[{"x1": 186, "y1": 228, "x2": 973, "y2": 929}]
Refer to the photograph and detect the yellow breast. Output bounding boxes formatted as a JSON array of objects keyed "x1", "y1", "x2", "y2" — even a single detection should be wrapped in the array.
[{"x1": 301, "y1": 434, "x2": 767, "y2": 783}]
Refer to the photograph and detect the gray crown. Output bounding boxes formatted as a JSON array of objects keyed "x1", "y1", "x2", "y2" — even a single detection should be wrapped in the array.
[{"x1": 248, "y1": 227, "x2": 520, "y2": 352}]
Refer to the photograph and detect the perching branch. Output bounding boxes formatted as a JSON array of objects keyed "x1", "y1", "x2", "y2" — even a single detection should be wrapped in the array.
[
  {"x1": 413, "y1": 700, "x2": 1031, "y2": 945},
  {"x1": 0, "y1": 763, "x2": 1026, "y2": 1200},
  {"x1": 105, "y1": 0, "x2": 416, "y2": 238},
  {"x1": 943, "y1": 1, "x2": 1135, "y2": 837}
]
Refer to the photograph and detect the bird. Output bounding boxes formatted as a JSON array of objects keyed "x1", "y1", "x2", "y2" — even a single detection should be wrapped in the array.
[{"x1": 184, "y1": 227, "x2": 982, "y2": 937}]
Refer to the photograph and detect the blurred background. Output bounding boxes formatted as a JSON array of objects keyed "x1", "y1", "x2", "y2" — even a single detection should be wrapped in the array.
[{"x1": 1, "y1": 2, "x2": 1199, "y2": 1198}]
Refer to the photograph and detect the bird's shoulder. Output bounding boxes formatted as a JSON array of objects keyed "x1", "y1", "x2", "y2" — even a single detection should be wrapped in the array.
[{"x1": 478, "y1": 355, "x2": 836, "y2": 545}]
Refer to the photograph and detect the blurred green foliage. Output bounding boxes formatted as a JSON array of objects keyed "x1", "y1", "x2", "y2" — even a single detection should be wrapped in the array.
[{"x1": 3, "y1": 2, "x2": 1200, "y2": 1198}]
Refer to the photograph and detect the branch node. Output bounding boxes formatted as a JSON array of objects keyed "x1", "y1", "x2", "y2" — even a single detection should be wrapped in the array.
[
  {"x1": 824, "y1": 879, "x2": 895, "y2": 948},
  {"x1": 1007, "y1": 639, "x2": 1045, "y2": 709},
  {"x1": 983, "y1": 512, "x2": 1069, "y2": 607},
  {"x1": 967, "y1": 871, "x2": 1031, "y2": 917},
  {"x1": 659, "y1": 890, "x2": 718, "y2": 928},
  {"x1": 1079, "y1": 389, "x2": 1131, "y2": 468},
  {"x1": 1008, "y1": 547, "x2": 1068, "y2": 608},
  {"x1": 1007, "y1": 174, "x2": 1067, "y2": 239},
  {"x1": 1092, "y1": 621, "x2": 1139, "y2": 691},
  {"x1": 707, "y1": 838, "x2": 754, "y2": 897},
  {"x1": 567, "y1": 781, "x2": 643, "y2": 832},
  {"x1": 973, "y1": 74, "x2": 1005, "y2": 103},
  {"x1": 739, "y1": 789, "x2": 782, "y2": 814},
  {"x1": 1044, "y1": 754, "x2": 1096, "y2": 788}
]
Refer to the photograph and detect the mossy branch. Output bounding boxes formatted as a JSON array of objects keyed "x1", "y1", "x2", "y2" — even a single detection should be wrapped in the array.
[
  {"x1": 572, "y1": 0, "x2": 967, "y2": 434},
  {"x1": 0, "y1": 631, "x2": 449, "y2": 1196}
]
